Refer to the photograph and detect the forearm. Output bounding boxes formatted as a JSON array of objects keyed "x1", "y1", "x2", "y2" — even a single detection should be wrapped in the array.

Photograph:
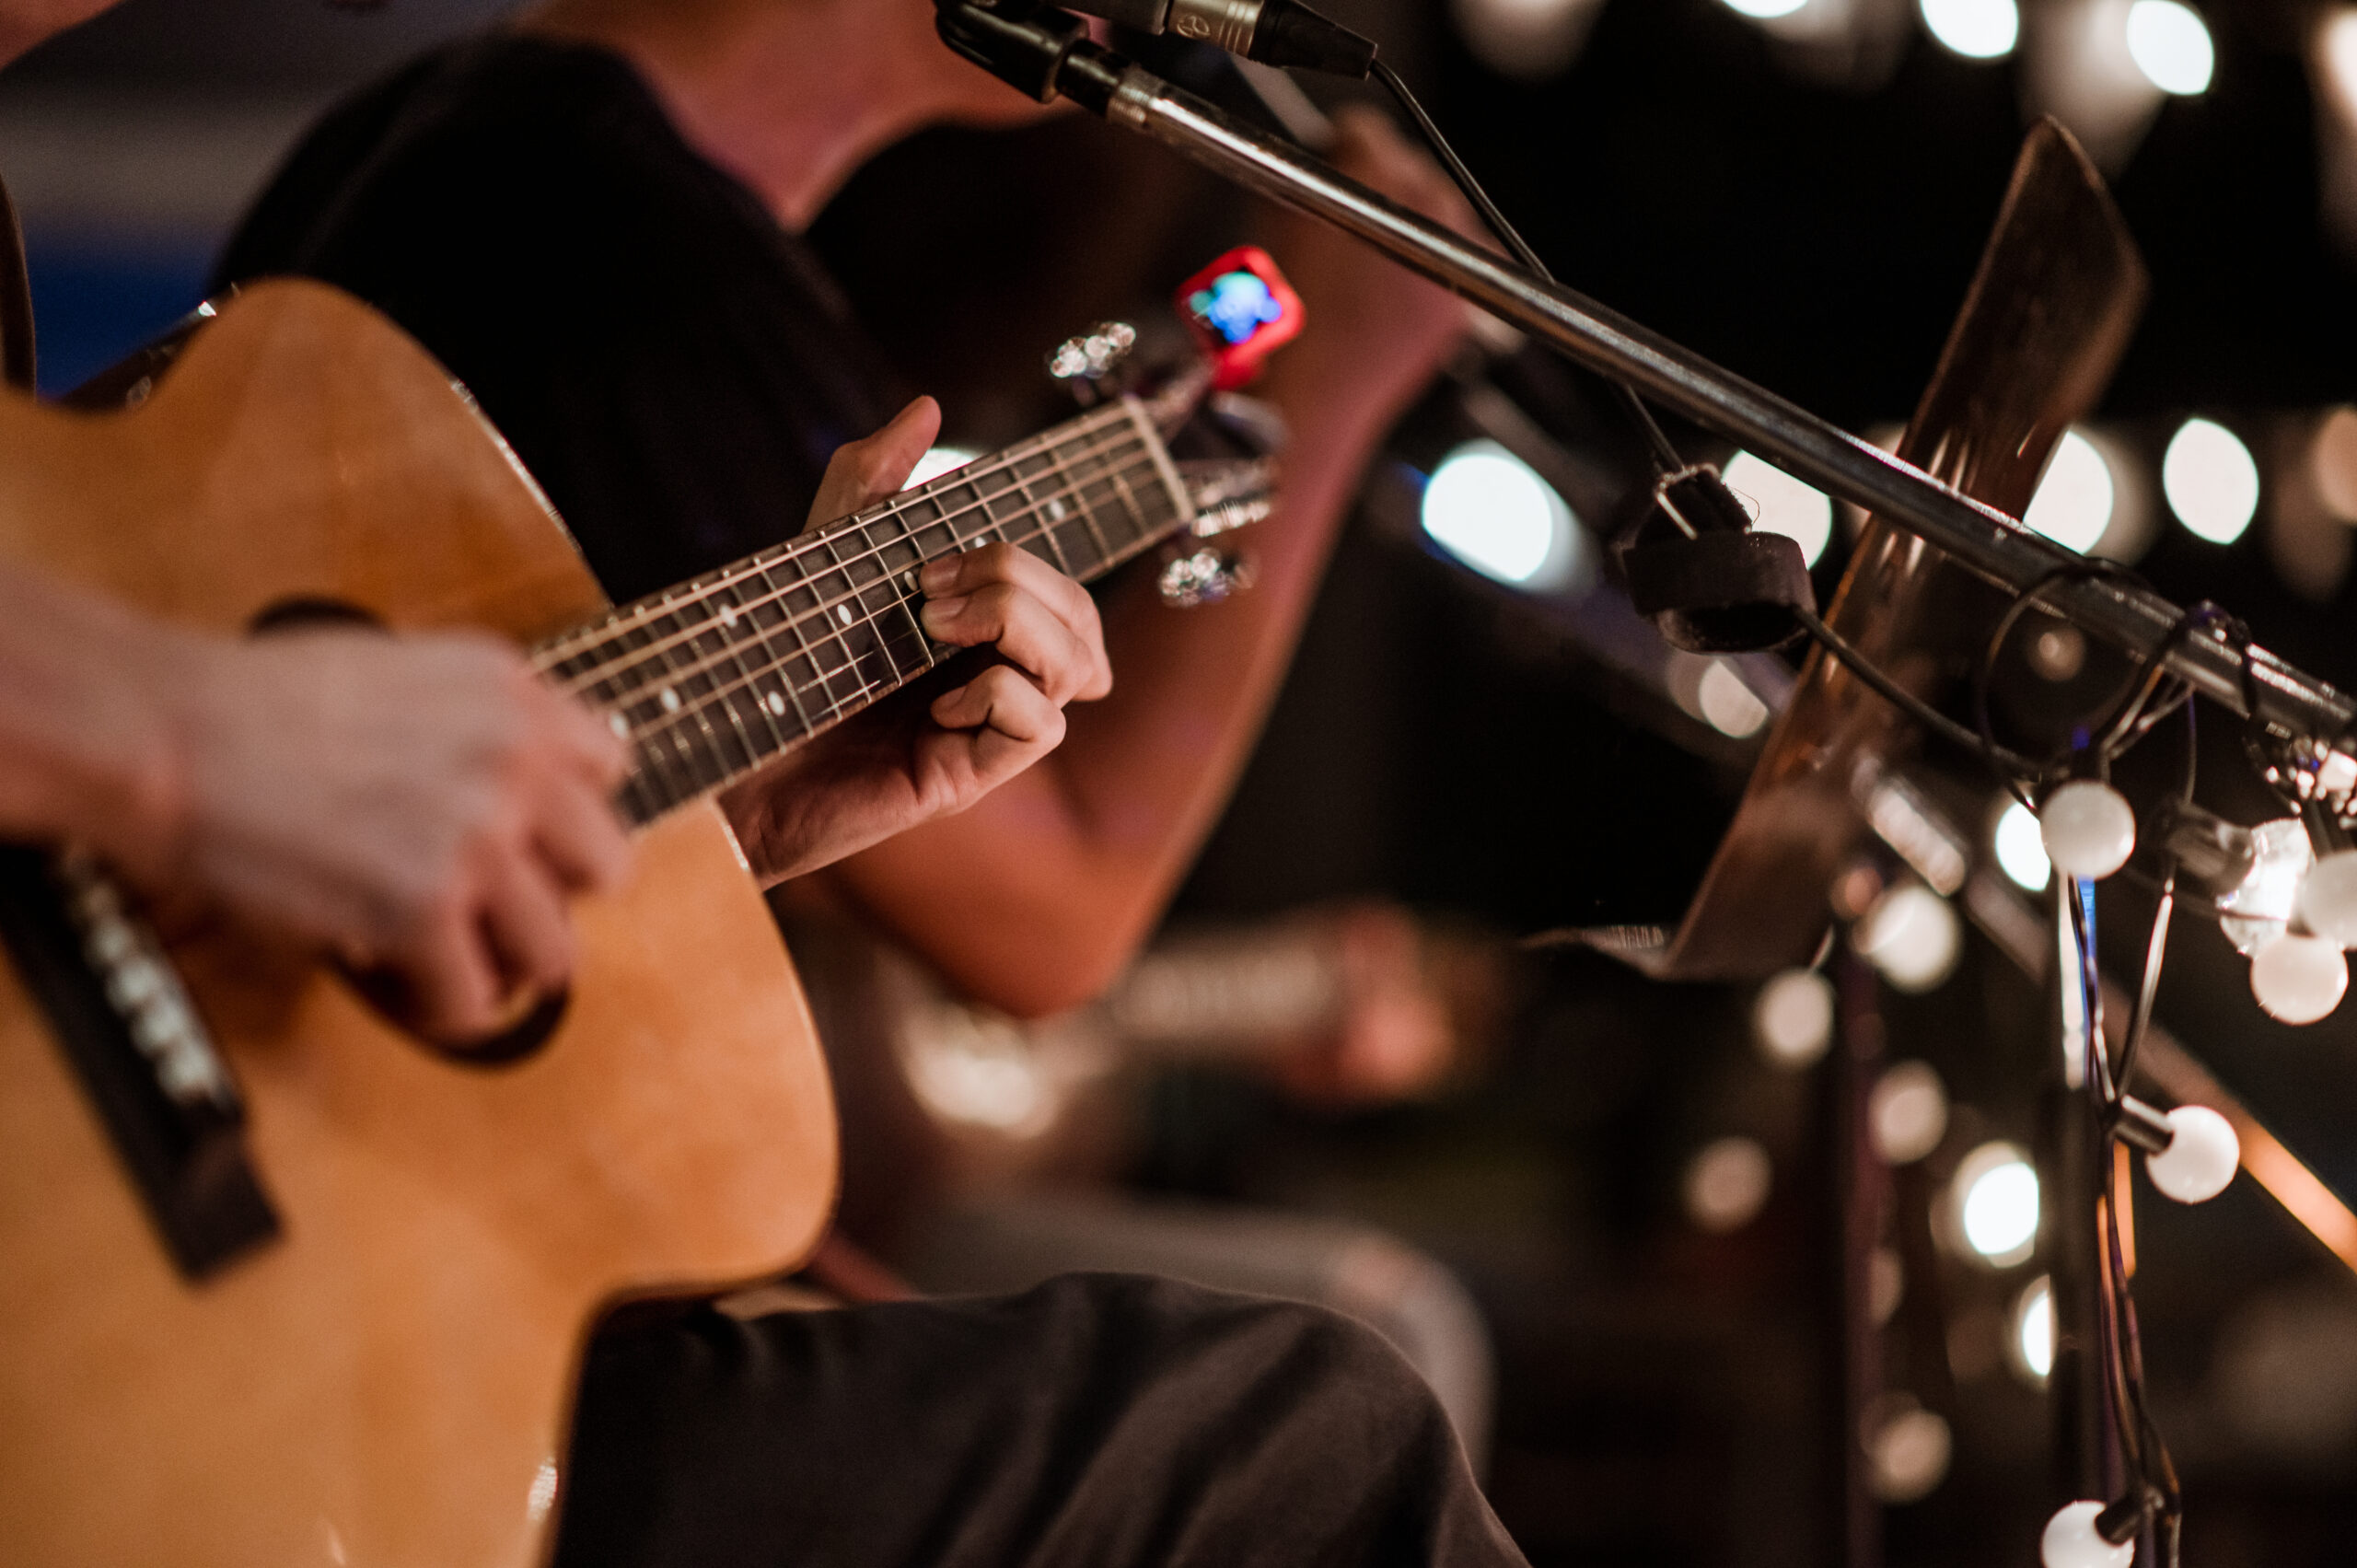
[
  {"x1": 0, "y1": 563, "x2": 187, "y2": 865},
  {"x1": 817, "y1": 380, "x2": 1397, "y2": 1016}
]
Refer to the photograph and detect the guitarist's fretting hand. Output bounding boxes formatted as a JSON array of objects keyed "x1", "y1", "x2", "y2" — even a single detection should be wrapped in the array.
[
  {"x1": 721, "y1": 396, "x2": 1114, "y2": 885},
  {"x1": 0, "y1": 563, "x2": 633, "y2": 1040}
]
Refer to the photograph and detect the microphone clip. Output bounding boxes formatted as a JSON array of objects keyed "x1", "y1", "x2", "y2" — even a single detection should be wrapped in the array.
[{"x1": 934, "y1": 0, "x2": 1130, "y2": 110}]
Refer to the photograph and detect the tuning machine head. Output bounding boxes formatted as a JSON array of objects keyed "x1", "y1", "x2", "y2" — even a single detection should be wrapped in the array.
[
  {"x1": 1047, "y1": 320, "x2": 1140, "y2": 405},
  {"x1": 1158, "y1": 545, "x2": 1256, "y2": 609}
]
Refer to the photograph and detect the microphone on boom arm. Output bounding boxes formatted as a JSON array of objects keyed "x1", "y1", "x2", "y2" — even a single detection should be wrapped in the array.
[{"x1": 1054, "y1": 0, "x2": 1378, "y2": 77}]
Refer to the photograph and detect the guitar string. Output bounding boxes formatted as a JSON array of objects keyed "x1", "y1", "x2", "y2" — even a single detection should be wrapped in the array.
[
  {"x1": 549, "y1": 423, "x2": 1155, "y2": 708},
  {"x1": 533, "y1": 401, "x2": 1142, "y2": 679},
  {"x1": 530, "y1": 399, "x2": 1133, "y2": 668},
  {"x1": 619, "y1": 448, "x2": 1177, "y2": 812},
  {"x1": 621, "y1": 443, "x2": 1179, "y2": 795},
  {"x1": 579, "y1": 430, "x2": 1164, "y2": 722},
  {"x1": 539, "y1": 427, "x2": 1160, "y2": 736}
]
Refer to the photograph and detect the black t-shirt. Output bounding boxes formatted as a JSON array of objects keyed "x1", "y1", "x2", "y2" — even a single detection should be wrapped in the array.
[{"x1": 217, "y1": 36, "x2": 905, "y2": 607}]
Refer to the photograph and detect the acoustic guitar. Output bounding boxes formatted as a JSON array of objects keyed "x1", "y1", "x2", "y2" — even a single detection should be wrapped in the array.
[{"x1": 0, "y1": 278, "x2": 1257, "y2": 1567}]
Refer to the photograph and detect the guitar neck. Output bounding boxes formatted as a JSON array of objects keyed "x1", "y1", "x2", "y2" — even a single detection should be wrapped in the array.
[{"x1": 532, "y1": 397, "x2": 1195, "y2": 825}]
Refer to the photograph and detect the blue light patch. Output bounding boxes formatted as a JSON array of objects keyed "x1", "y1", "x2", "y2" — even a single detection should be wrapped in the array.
[{"x1": 1189, "y1": 271, "x2": 1283, "y2": 346}]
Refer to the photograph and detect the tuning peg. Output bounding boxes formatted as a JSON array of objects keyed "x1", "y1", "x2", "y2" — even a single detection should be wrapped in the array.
[
  {"x1": 1158, "y1": 545, "x2": 1255, "y2": 608},
  {"x1": 1180, "y1": 458, "x2": 1278, "y2": 538},
  {"x1": 1047, "y1": 321, "x2": 1138, "y2": 404}
]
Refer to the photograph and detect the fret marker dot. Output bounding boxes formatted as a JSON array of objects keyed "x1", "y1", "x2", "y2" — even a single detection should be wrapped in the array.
[
  {"x1": 720, "y1": 603, "x2": 738, "y2": 627},
  {"x1": 1048, "y1": 499, "x2": 1068, "y2": 522},
  {"x1": 766, "y1": 691, "x2": 787, "y2": 717},
  {"x1": 837, "y1": 604, "x2": 854, "y2": 627},
  {"x1": 660, "y1": 688, "x2": 680, "y2": 713},
  {"x1": 608, "y1": 713, "x2": 630, "y2": 738}
]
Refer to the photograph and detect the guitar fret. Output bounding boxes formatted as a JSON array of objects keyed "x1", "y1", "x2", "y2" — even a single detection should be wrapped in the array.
[{"x1": 542, "y1": 398, "x2": 1202, "y2": 820}]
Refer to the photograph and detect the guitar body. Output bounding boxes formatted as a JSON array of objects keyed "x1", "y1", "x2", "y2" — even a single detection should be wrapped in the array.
[{"x1": 0, "y1": 281, "x2": 837, "y2": 1567}]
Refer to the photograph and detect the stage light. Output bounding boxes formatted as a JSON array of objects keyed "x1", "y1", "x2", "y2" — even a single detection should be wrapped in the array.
[
  {"x1": 1855, "y1": 884, "x2": 1963, "y2": 993},
  {"x1": 2040, "y1": 781, "x2": 2136, "y2": 881},
  {"x1": 2023, "y1": 428, "x2": 2115, "y2": 553},
  {"x1": 1422, "y1": 439, "x2": 1580, "y2": 589},
  {"x1": 1724, "y1": 0, "x2": 1809, "y2": 17},
  {"x1": 1755, "y1": 969, "x2": 1836, "y2": 1068},
  {"x1": 1955, "y1": 1141, "x2": 2039, "y2": 1266},
  {"x1": 1994, "y1": 800, "x2": 2054, "y2": 892},
  {"x1": 1870, "y1": 1061, "x2": 1950, "y2": 1165},
  {"x1": 2042, "y1": 1501, "x2": 2134, "y2": 1568},
  {"x1": 2125, "y1": 0, "x2": 2213, "y2": 96},
  {"x1": 1685, "y1": 1136, "x2": 1774, "y2": 1233},
  {"x1": 2145, "y1": 1105, "x2": 2240, "y2": 1203},
  {"x1": 1867, "y1": 1404, "x2": 1952, "y2": 1503},
  {"x1": 2162, "y1": 417, "x2": 2259, "y2": 543},
  {"x1": 905, "y1": 446, "x2": 980, "y2": 487},
  {"x1": 1723, "y1": 451, "x2": 1833, "y2": 566},
  {"x1": 2249, "y1": 933, "x2": 2349, "y2": 1024},
  {"x1": 2014, "y1": 1275, "x2": 2055, "y2": 1380},
  {"x1": 1921, "y1": 0, "x2": 2019, "y2": 59},
  {"x1": 1698, "y1": 661, "x2": 1771, "y2": 738}
]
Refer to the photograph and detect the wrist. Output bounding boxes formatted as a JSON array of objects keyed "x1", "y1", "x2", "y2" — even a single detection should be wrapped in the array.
[{"x1": 80, "y1": 624, "x2": 200, "y2": 882}]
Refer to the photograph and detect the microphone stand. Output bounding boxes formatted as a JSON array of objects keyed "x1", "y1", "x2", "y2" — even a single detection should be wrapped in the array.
[{"x1": 935, "y1": 0, "x2": 2357, "y2": 756}]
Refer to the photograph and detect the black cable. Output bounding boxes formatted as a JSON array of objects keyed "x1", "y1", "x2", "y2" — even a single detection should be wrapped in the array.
[
  {"x1": 1794, "y1": 607, "x2": 2050, "y2": 778},
  {"x1": 1367, "y1": 59, "x2": 1690, "y2": 480}
]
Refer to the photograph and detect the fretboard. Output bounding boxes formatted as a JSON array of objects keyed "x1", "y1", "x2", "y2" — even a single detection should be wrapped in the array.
[{"x1": 532, "y1": 397, "x2": 1194, "y2": 825}]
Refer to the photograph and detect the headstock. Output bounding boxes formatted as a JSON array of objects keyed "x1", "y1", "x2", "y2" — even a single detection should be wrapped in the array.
[{"x1": 1043, "y1": 246, "x2": 1300, "y2": 606}]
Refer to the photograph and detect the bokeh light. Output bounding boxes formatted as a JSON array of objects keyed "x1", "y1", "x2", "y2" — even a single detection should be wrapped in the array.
[
  {"x1": 2023, "y1": 429, "x2": 2116, "y2": 553},
  {"x1": 1723, "y1": 0, "x2": 1809, "y2": 17},
  {"x1": 2125, "y1": 0, "x2": 2215, "y2": 96},
  {"x1": 2014, "y1": 1276, "x2": 2055, "y2": 1380},
  {"x1": 1422, "y1": 439, "x2": 1581, "y2": 589},
  {"x1": 1723, "y1": 450, "x2": 1834, "y2": 566},
  {"x1": 1954, "y1": 1142, "x2": 2040, "y2": 1266},
  {"x1": 905, "y1": 446, "x2": 980, "y2": 487},
  {"x1": 1754, "y1": 969, "x2": 1836, "y2": 1068},
  {"x1": 1994, "y1": 800, "x2": 2054, "y2": 892},
  {"x1": 1685, "y1": 1136, "x2": 1775, "y2": 1232},
  {"x1": 1920, "y1": 0, "x2": 2019, "y2": 59},
  {"x1": 2162, "y1": 417, "x2": 2260, "y2": 544},
  {"x1": 1854, "y1": 883, "x2": 1963, "y2": 993}
]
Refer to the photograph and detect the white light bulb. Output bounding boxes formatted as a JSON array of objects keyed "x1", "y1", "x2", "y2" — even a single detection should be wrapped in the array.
[
  {"x1": 2251, "y1": 933, "x2": 2350, "y2": 1024},
  {"x1": 2297, "y1": 850, "x2": 2357, "y2": 948},
  {"x1": 2043, "y1": 1501, "x2": 2135, "y2": 1568},
  {"x1": 1755, "y1": 969, "x2": 1836, "y2": 1069},
  {"x1": 2144, "y1": 1105, "x2": 2239, "y2": 1203},
  {"x1": 2040, "y1": 782, "x2": 2137, "y2": 881}
]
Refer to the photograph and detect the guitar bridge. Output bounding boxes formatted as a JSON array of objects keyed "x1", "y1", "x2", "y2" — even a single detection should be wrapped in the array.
[{"x1": 0, "y1": 846, "x2": 279, "y2": 1280}]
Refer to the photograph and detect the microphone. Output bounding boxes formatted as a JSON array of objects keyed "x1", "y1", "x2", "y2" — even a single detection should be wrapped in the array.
[{"x1": 1059, "y1": 0, "x2": 1378, "y2": 76}]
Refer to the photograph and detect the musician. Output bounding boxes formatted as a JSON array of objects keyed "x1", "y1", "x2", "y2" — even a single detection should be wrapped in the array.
[
  {"x1": 218, "y1": 0, "x2": 1474, "y2": 1021},
  {"x1": 188, "y1": 5, "x2": 1525, "y2": 1565}
]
